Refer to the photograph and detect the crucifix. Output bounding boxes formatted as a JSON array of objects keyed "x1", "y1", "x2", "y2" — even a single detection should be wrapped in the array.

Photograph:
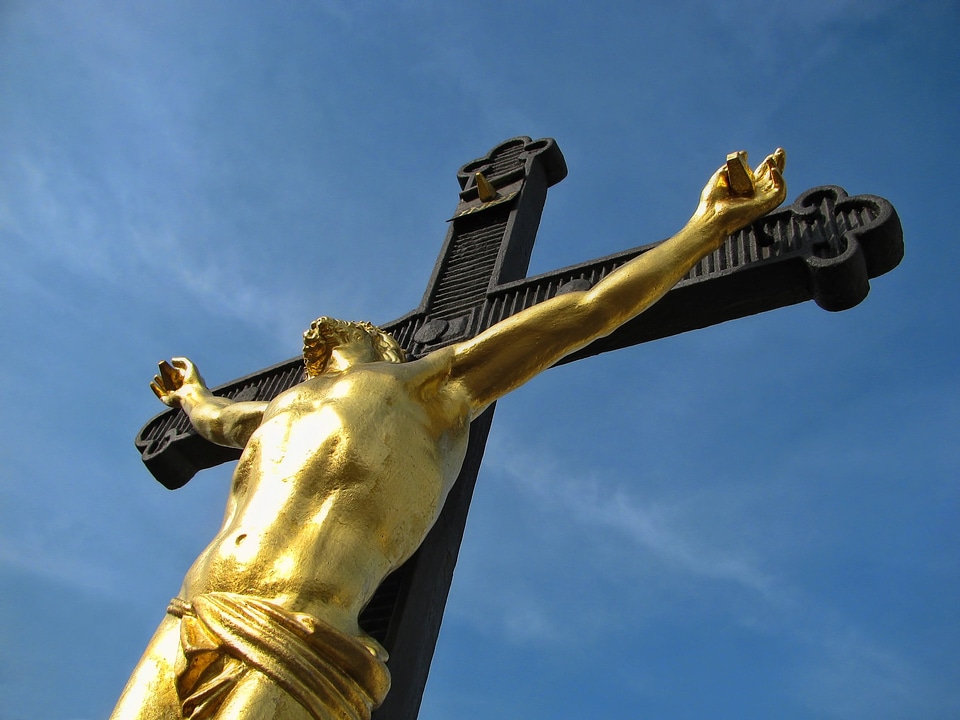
[{"x1": 124, "y1": 137, "x2": 902, "y2": 720}]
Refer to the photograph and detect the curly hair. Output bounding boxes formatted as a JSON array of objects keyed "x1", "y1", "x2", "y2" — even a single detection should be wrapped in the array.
[{"x1": 302, "y1": 317, "x2": 406, "y2": 377}]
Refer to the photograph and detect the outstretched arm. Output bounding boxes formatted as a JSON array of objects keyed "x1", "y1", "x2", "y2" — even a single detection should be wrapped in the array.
[
  {"x1": 151, "y1": 357, "x2": 267, "y2": 449},
  {"x1": 449, "y1": 149, "x2": 787, "y2": 415}
]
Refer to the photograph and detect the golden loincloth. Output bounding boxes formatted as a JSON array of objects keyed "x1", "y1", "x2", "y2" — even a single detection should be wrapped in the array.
[{"x1": 166, "y1": 593, "x2": 390, "y2": 720}]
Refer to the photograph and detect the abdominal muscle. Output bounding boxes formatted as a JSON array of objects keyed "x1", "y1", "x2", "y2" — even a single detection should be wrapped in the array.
[{"x1": 180, "y1": 374, "x2": 470, "y2": 638}]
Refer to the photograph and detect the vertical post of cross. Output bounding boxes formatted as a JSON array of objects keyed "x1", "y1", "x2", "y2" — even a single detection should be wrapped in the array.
[{"x1": 363, "y1": 137, "x2": 567, "y2": 719}]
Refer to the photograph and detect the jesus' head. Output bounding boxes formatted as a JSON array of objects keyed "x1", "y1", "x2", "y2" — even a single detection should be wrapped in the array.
[{"x1": 302, "y1": 317, "x2": 406, "y2": 377}]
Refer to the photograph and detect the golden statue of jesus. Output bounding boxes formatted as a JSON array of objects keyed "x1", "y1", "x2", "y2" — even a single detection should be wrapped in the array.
[{"x1": 112, "y1": 150, "x2": 786, "y2": 720}]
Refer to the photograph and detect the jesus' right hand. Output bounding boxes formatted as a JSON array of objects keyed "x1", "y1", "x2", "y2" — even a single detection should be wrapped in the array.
[{"x1": 150, "y1": 357, "x2": 207, "y2": 408}]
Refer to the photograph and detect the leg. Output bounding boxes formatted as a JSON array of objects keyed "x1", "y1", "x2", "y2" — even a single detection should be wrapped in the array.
[
  {"x1": 215, "y1": 671, "x2": 316, "y2": 720},
  {"x1": 110, "y1": 614, "x2": 182, "y2": 720}
]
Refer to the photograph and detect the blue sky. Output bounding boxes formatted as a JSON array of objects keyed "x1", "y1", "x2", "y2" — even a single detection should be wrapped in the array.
[{"x1": 1, "y1": 2, "x2": 957, "y2": 718}]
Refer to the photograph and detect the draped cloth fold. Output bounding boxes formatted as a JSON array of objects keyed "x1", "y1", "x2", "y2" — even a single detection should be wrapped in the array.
[{"x1": 166, "y1": 594, "x2": 391, "y2": 720}]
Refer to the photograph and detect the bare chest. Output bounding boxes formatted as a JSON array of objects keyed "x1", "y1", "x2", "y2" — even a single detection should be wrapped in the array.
[{"x1": 241, "y1": 366, "x2": 470, "y2": 486}]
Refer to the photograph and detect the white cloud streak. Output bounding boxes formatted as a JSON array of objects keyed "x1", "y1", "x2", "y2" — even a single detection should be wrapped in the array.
[
  {"x1": 449, "y1": 428, "x2": 939, "y2": 716},
  {"x1": 488, "y1": 434, "x2": 779, "y2": 596}
]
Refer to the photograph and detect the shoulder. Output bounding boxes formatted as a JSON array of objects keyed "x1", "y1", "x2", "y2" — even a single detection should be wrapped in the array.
[
  {"x1": 396, "y1": 346, "x2": 457, "y2": 387},
  {"x1": 393, "y1": 347, "x2": 479, "y2": 413}
]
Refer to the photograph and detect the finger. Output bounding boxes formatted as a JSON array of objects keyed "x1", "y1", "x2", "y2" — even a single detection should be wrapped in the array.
[
  {"x1": 150, "y1": 380, "x2": 165, "y2": 400},
  {"x1": 756, "y1": 148, "x2": 786, "y2": 178},
  {"x1": 172, "y1": 357, "x2": 189, "y2": 370},
  {"x1": 715, "y1": 166, "x2": 731, "y2": 192},
  {"x1": 771, "y1": 165, "x2": 786, "y2": 197},
  {"x1": 755, "y1": 161, "x2": 773, "y2": 189},
  {"x1": 762, "y1": 164, "x2": 787, "y2": 205},
  {"x1": 773, "y1": 147, "x2": 786, "y2": 172}
]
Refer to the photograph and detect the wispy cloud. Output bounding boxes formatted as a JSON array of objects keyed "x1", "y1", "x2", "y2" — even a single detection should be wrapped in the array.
[
  {"x1": 488, "y1": 433, "x2": 779, "y2": 596},
  {"x1": 4, "y1": 133, "x2": 336, "y2": 352},
  {"x1": 444, "y1": 429, "x2": 786, "y2": 650},
  {"x1": 792, "y1": 625, "x2": 953, "y2": 719},
  {"x1": 448, "y1": 427, "x2": 941, "y2": 716}
]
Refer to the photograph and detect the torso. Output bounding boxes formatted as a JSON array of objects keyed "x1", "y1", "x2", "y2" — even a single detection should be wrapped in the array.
[{"x1": 180, "y1": 353, "x2": 471, "y2": 637}]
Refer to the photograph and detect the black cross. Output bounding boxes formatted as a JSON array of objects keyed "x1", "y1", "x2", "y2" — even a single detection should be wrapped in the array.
[{"x1": 135, "y1": 137, "x2": 903, "y2": 719}]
